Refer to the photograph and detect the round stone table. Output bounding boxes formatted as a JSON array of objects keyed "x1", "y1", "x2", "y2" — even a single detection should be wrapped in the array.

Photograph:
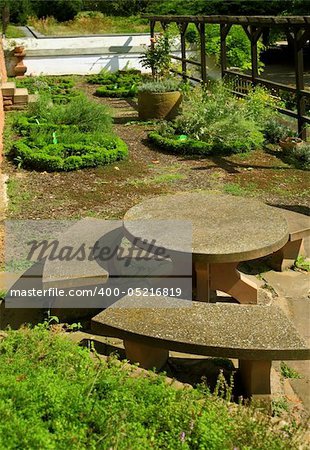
[{"x1": 123, "y1": 193, "x2": 289, "y2": 304}]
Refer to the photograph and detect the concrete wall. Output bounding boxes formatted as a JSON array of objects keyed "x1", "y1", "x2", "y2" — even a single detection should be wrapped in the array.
[{"x1": 3, "y1": 35, "x2": 176, "y2": 76}]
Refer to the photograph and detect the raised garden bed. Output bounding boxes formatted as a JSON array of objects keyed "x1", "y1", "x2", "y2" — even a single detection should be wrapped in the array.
[{"x1": 9, "y1": 89, "x2": 128, "y2": 172}]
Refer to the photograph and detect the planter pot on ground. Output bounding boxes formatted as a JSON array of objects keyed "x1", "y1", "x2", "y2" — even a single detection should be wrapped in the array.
[
  {"x1": 14, "y1": 61, "x2": 27, "y2": 77},
  {"x1": 138, "y1": 91, "x2": 182, "y2": 120},
  {"x1": 279, "y1": 137, "x2": 303, "y2": 152}
]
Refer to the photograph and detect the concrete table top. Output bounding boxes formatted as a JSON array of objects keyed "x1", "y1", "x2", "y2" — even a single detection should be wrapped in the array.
[
  {"x1": 91, "y1": 295, "x2": 310, "y2": 361},
  {"x1": 124, "y1": 193, "x2": 289, "y2": 263}
]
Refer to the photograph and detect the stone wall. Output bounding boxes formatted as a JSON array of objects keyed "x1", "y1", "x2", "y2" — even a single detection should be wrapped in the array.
[{"x1": 3, "y1": 35, "x2": 184, "y2": 76}]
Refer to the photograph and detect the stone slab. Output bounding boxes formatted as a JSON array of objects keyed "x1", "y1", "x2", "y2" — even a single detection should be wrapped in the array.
[
  {"x1": 124, "y1": 193, "x2": 289, "y2": 263},
  {"x1": 1, "y1": 82, "x2": 15, "y2": 97},
  {"x1": 43, "y1": 218, "x2": 109, "y2": 289},
  {"x1": 91, "y1": 296, "x2": 310, "y2": 361},
  {"x1": 13, "y1": 88, "x2": 29, "y2": 104}
]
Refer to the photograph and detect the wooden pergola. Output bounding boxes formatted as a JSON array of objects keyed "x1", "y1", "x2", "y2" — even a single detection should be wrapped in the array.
[{"x1": 144, "y1": 15, "x2": 310, "y2": 140}]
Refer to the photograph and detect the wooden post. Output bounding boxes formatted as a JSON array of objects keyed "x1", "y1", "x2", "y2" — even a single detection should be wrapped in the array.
[
  {"x1": 294, "y1": 28, "x2": 307, "y2": 141},
  {"x1": 242, "y1": 25, "x2": 263, "y2": 84},
  {"x1": 196, "y1": 23, "x2": 207, "y2": 83},
  {"x1": 220, "y1": 24, "x2": 231, "y2": 79},
  {"x1": 178, "y1": 23, "x2": 188, "y2": 81}
]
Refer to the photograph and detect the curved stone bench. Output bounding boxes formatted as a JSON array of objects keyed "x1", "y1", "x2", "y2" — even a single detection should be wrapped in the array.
[
  {"x1": 269, "y1": 209, "x2": 310, "y2": 271},
  {"x1": 91, "y1": 295, "x2": 310, "y2": 397}
]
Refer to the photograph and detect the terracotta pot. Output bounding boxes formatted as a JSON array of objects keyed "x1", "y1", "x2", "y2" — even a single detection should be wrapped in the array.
[
  {"x1": 14, "y1": 45, "x2": 25, "y2": 54},
  {"x1": 279, "y1": 137, "x2": 303, "y2": 152},
  {"x1": 138, "y1": 91, "x2": 182, "y2": 120},
  {"x1": 14, "y1": 61, "x2": 27, "y2": 77}
]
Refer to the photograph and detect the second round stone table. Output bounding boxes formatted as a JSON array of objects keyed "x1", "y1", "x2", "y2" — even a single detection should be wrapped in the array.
[{"x1": 123, "y1": 193, "x2": 289, "y2": 304}]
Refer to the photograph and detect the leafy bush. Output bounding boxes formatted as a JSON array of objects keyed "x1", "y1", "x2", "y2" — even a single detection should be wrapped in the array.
[
  {"x1": 28, "y1": 93, "x2": 113, "y2": 133},
  {"x1": 172, "y1": 83, "x2": 266, "y2": 153},
  {"x1": 149, "y1": 83, "x2": 285, "y2": 155},
  {"x1": 0, "y1": 327, "x2": 303, "y2": 449},
  {"x1": 140, "y1": 31, "x2": 172, "y2": 80},
  {"x1": 12, "y1": 137, "x2": 128, "y2": 171},
  {"x1": 138, "y1": 79, "x2": 181, "y2": 93},
  {"x1": 89, "y1": 0, "x2": 150, "y2": 16},
  {"x1": 289, "y1": 142, "x2": 310, "y2": 169},
  {"x1": 263, "y1": 118, "x2": 296, "y2": 144}
]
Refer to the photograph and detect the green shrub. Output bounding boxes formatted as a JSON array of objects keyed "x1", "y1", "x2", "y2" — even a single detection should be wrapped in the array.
[
  {"x1": 263, "y1": 118, "x2": 296, "y2": 144},
  {"x1": 290, "y1": 141, "x2": 310, "y2": 169},
  {"x1": 138, "y1": 79, "x2": 181, "y2": 93},
  {"x1": 0, "y1": 327, "x2": 303, "y2": 449},
  {"x1": 95, "y1": 85, "x2": 138, "y2": 98},
  {"x1": 172, "y1": 83, "x2": 265, "y2": 153},
  {"x1": 12, "y1": 137, "x2": 128, "y2": 171},
  {"x1": 149, "y1": 83, "x2": 286, "y2": 155},
  {"x1": 140, "y1": 31, "x2": 172, "y2": 79},
  {"x1": 28, "y1": 93, "x2": 113, "y2": 133}
]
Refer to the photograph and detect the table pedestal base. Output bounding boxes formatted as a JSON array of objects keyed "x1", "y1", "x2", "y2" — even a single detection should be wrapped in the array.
[
  {"x1": 194, "y1": 261, "x2": 258, "y2": 304},
  {"x1": 269, "y1": 238, "x2": 305, "y2": 271},
  {"x1": 239, "y1": 360, "x2": 271, "y2": 396},
  {"x1": 124, "y1": 340, "x2": 168, "y2": 370}
]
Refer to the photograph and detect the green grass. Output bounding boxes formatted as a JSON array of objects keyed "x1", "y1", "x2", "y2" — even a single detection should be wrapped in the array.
[
  {"x1": 271, "y1": 398, "x2": 290, "y2": 417},
  {"x1": 280, "y1": 362, "x2": 301, "y2": 380},
  {"x1": 129, "y1": 173, "x2": 186, "y2": 186},
  {"x1": 2, "y1": 25, "x2": 26, "y2": 38},
  {"x1": 0, "y1": 327, "x2": 304, "y2": 449},
  {"x1": 294, "y1": 256, "x2": 310, "y2": 272},
  {"x1": 6, "y1": 178, "x2": 32, "y2": 215},
  {"x1": 28, "y1": 14, "x2": 155, "y2": 35},
  {"x1": 223, "y1": 182, "x2": 258, "y2": 196}
]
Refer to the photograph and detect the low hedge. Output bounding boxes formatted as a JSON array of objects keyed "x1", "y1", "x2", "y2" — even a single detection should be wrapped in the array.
[
  {"x1": 12, "y1": 137, "x2": 128, "y2": 171},
  {"x1": 95, "y1": 85, "x2": 137, "y2": 98},
  {"x1": 148, "y1": 131, "x2": 213, "y2": 156},
  {"x1": 88, "y1": 69, "x2": 141, "y2": 85},
  {"x1": 13, "y1": 116, "x2": 79, "y2": 136},
  {"x1": 14, "y1": 76, "x2": 79, "y2": 104}
]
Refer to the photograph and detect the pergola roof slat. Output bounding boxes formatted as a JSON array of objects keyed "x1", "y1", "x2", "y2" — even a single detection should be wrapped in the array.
[{"x1": 144, "y1": 15, "x2": 310, "y2": 27}]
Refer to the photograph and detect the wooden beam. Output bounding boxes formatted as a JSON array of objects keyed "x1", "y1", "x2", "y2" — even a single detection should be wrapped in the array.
[{"x1": 143, "y1": 15, "x2": 310, "y2": 28}]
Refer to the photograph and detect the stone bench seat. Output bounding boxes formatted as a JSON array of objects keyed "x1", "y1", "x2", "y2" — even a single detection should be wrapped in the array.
[
  {"x1": 91, "y1": 295, "x2": 310, "y2": 397},
  {"x1": 269, "y1": 209, "x2": 310, "y2": 271}
]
